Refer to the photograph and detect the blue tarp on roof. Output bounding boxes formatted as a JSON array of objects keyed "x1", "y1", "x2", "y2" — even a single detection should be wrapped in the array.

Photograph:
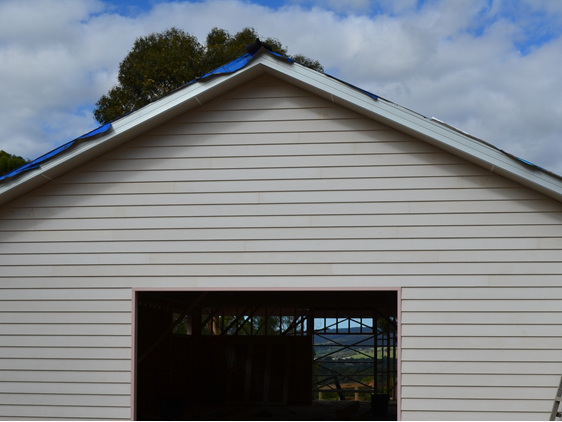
[
  {"x1": 0, "y1": 123, "x2": 111, "y2": 182},
  {"x1": 1, "y1": 48, "x2": 380, "y2": 184},
  {"x1": 199, "y1": 50, "x2": 294, "y2": 79},
  {"x1": 0, "y1": 50, "x2": 288, "y2": 184}
]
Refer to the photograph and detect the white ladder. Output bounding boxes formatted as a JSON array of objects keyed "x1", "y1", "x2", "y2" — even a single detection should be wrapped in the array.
[{"x1": 550, "y1": 375, "x2": 562, "y2": 421}]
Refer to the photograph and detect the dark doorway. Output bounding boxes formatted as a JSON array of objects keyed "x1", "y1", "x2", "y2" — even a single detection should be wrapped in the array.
[{"x1": 134, "y1": 290, "x2": 397, "y2": 420}]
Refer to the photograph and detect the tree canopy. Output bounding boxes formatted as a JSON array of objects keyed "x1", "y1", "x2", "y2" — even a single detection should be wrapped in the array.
[
  {"x1": 0, "y1": 151, "x2": 28, "y2": 177},
  {"x1": 94, "y1": 27, "x2": 323, "y2": 125}
]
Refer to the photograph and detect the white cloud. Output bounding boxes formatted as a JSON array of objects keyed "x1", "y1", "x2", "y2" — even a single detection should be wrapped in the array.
[
  {"x1": 287, "y1": 0, "x2": 372, "y2": 13},
  {"x1": 0, "y1": 0, "x2": 561, "y2": 175}
]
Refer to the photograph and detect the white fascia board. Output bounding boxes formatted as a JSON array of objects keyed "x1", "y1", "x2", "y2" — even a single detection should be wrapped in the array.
[{"x1": 258, "y1": 54, "x2": 562, "y2": 202}]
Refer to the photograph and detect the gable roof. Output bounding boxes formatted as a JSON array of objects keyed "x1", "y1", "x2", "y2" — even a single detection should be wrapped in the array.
[{"x1": 1, "y1": 47, "x2": 562, "y2": 206}]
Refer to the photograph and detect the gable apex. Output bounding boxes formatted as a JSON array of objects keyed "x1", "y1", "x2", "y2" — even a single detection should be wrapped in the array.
[{"x1": 1, "y1": 48, "x2": 562, "y2": 205}]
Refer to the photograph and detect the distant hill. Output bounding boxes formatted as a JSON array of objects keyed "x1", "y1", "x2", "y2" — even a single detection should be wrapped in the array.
[{"x1": 314, "y1": 327, "x2": 395, "y2": 347}]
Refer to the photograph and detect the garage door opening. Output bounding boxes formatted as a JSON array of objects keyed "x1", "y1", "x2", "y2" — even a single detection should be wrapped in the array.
[{"x1": 134, "y1": 290, "x2": 398, "y2": 420}]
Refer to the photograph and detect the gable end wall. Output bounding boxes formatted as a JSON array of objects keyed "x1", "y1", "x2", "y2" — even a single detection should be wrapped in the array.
[{"x1": 1, "y1": 75, "x2": 562, "y2": 420}]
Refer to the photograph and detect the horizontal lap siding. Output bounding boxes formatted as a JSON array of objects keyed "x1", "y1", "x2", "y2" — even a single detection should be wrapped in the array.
[
  {"x1": 1, "y1": 74, "x2": 562, "y2": 419},
  {"x1": 0, "y1": 293, "x2": 131, "y2": 420},
  {"x1": 402, "y1": 287, "x2": 562, "y2": 420}
]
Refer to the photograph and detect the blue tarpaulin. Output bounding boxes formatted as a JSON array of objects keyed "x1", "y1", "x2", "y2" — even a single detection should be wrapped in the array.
[
  {"x1": 0, "y1": 123, "x2": 111, "y2": 182},
  {"x1": 199, "y1": 53, "x2": 255, "y2": 78},
  {"x1": 0, "y1": 50, "x2": 294, "y2": 184},
  {"x1": 198, "y1": 50, "x2": 294, "y2": 79},
  {"x1": 0, "y1": 48, "x2": 380, "y2": 184}
]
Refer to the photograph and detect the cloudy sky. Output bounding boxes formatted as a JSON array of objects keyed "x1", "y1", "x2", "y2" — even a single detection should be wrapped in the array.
[{"x1": 1, "y1": 0, "x2": 562, "y2": 174}]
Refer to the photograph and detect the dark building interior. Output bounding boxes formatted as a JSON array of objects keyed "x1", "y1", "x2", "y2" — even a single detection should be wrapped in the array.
[{"x1": 135, "y1": 290, "x2": 397, "y2": 420}]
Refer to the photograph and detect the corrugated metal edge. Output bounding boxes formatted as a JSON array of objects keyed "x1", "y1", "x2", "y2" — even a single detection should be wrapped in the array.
[{"x1": 430, "y1": 117, "x2": 560, "y2": 177}]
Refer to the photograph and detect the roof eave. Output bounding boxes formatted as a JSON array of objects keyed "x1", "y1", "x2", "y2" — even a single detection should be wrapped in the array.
[
  {"x1": 2, "y1": 50, "x2": 561, "y2": 205},
  {"x1": 255, "y1": 53, "x2": 562, "y2": 202},
  {"x1": 0, "y1": 57, "x2": 269, "y2": 206}
]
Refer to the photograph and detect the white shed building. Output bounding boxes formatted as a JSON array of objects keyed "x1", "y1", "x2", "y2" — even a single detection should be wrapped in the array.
[{"x1": 1, "y1": 48, "x2": 562, "y2": 420}]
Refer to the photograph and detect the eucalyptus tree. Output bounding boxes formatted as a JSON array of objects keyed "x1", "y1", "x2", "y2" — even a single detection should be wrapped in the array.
[{"x1": 94, "y1": 27, "x2": 322, "y2": 124}]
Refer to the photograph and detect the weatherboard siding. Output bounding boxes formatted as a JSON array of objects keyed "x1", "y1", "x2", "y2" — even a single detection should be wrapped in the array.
[
  {"x1": 401, "y1": 287, "x2": 562, "y2": 420},
  {"x1": 0, "y1": 74, "x2": 561, "y2": 420}
]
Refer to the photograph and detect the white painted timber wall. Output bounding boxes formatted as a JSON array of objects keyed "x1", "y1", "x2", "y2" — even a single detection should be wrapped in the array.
[{"x1": 1, "y1": 74, "x2": 562, "y2": 420}]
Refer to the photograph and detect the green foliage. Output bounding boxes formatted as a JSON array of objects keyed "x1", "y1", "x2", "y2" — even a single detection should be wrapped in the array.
[
  {"x1": 94, "y1": 27, "x2": 203, "y2": 124},
  {"x1": 0, "y1": 151, "x2": 28, "y2": 177},
  {"x1": 94, "y1": 27, "x2": 323, "y2": 124},
  {"x1": 291, "y1": 53, "x2": 323, "y2": 71}
]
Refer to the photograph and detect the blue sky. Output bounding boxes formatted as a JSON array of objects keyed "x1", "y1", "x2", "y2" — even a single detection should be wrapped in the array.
[{"x1": 1, "y1": 0, "x2": 562, "y2": 174}]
